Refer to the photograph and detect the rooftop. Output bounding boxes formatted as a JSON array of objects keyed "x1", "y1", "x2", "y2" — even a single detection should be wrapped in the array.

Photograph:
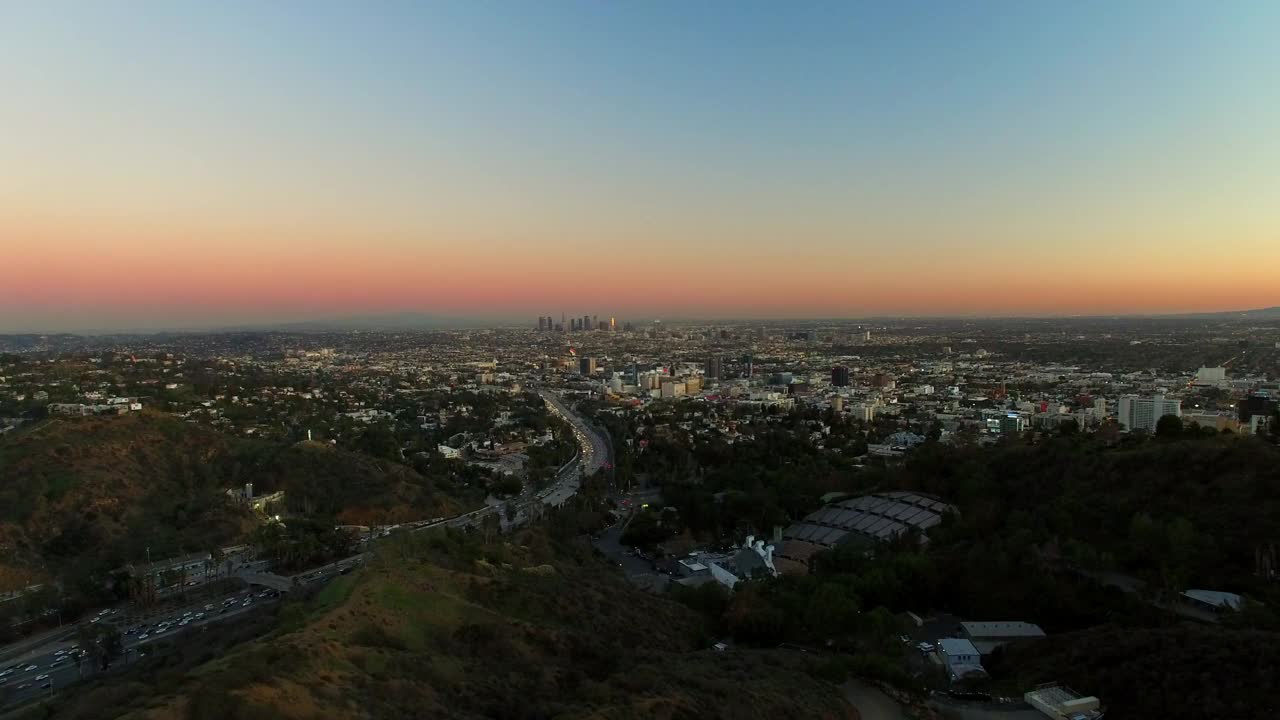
[
  {"x1": 1182, "y1": 589, "x2": 1243, "y2": 610},
  {"x1": 961, "y1": 621, "x2": 1047, "y2": 639},
  {"x1": 782, "y1": 490, "x2": 955, "y2": 548},
  {"x1": 938, "y1": 638, "x2": 980, "y2": 657}
]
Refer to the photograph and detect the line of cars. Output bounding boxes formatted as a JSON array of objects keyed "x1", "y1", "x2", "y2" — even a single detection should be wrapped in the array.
[
  {"x1": 0, "y1": 647, "x2": 81, "y2": 690},
  {"x1": 128, "y1": 589, "x2": 279, "y2": 642}
]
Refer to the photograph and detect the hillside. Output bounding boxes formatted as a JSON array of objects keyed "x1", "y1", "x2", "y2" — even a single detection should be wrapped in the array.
[
  {"x1": 228, "y1": 439, "x2": 467, "y2": 526},
  {"x1": 0, "y1": 413, "x2": 467, "y2": 598},
  {"x1": 35, "y1": 529, "x2": 853, "y2": 720},
  {"x1": 898, "y1": 431, "x2": 1280, "y2": 606},
  {"x1": 0, "y1": 414, "x2": 256, "y2": 596},
  {"x1": 985, "y1": 624, "x2": 1280, "y2": 719}
]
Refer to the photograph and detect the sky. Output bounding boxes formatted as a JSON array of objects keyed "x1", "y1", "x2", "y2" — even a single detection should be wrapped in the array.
[{"x1": 2, "y1": 1, "x2": 1279, "y2": 331}]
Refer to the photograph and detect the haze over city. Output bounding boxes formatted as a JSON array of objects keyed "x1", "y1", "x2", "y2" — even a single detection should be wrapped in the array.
[{"x1": 3, "y1": 1, "x2": 1279, "y2": 332}]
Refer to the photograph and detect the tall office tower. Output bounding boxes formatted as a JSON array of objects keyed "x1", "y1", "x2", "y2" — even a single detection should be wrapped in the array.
[
  {"x1": 610, "y1": 317, "x2": 616, "y2": 331},
  {"x1": 580, "y1": 357, "x2": 597, "y2": 375},
  {"x1": 592, "y1": 315, "x2": 598, "y2": 331},
  {"x1": 832, "y1": 365, "x2": 851, "y2": 387},
  {"x1": 1117, "y1": 394, "x2": 1182, "y2": 432},
  {"x1": 745, "y1": 354, "x2": 753, "y2": 378},
  {"x1": 537, "y1": 317, "x2": 545, "y2": 331},
  {"x1": 583, "y1": 315, "x2": 591, "y2": 332},
  {"x1": 705, "y1": 356, "x2": 724, "y2": 380}
]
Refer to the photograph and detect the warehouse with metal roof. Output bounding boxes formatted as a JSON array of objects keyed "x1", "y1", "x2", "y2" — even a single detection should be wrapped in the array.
[{"x1": 776, "y1": 491, "x2": 955, "y2": 571}]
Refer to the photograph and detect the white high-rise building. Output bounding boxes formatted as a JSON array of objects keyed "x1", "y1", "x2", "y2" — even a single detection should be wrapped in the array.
[
  {"x1": 1194, "y1": 367, "x2": 1227, "y2": 387},
  {"x1": 1117, "y1": 394, "x2": 1181, "y2": 432}
]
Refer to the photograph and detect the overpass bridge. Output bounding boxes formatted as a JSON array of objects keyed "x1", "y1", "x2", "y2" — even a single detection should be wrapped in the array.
[{"x1": 232, "y1": 570, "x2": 294, "y2": 592}]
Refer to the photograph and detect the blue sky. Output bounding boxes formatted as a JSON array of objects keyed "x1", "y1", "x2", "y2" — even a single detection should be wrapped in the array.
[{"x1": 2, "y1": 2, "x2": 1279, "y2": 330}]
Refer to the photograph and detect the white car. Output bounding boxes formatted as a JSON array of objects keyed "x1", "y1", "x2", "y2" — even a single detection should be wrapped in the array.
[
  {"x1": 138, "y1": 633, "x2": 150, "y2": 640},
  {"x1": 35, "y1": 674, "x2": 50, "y2": 681},
  {"x1": 0, "y1": 669, "x2": 12, "y2": 678},
  {"x1": 23, "y1": 665, "x2": 37, "y2": 672}
]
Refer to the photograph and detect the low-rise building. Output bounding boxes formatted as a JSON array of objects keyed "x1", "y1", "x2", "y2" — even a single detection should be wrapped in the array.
[
  {"x1": 960, "y1": 620, "x2": 1046, "y2": 655},
  {"x1": 1024, "y1": 683, "x2": 1103, "y2": 720}
]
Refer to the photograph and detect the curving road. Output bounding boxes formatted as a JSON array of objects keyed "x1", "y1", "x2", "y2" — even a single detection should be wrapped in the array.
[{"x1": 0, "y1": 388, "x2": 608, "y2": 709}]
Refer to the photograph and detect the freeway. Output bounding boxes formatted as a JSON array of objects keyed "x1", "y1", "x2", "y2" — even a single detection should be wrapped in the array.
[
  {"x1": 404, "y1": 389, "x2": 609, "y2": 533},
  {"x1": 0, "y1": 389, "x2": 604, "y2": 709},
  {"x1": 0, "y1": 556, "x2": 366, "y2": 710},
  {"x1": 0, "y1": 587, "x2": 281, "y2": 707}
]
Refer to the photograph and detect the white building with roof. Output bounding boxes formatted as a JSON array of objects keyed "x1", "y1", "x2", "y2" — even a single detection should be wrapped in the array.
[
  {"x1": 960, "y1": 621, "x2": 1047, "y2": 655},
  {"x1": 1117, "y1": 394, "x2": 1181, "y2": 432},
  {"x1": 938, "y1": 638, "x2": 986, "y2": 680},
  {"x1": 1024, "y1": 683, "x2": 1103, "y2": 720},
  {"x1": 1181, "y1": 589, "x2": 1243, "y2": 613}
]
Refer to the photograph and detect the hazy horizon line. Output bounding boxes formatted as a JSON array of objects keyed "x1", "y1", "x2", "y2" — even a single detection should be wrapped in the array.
[{"x1": 3, "y1": 305, "x2": 1277, "y2": 336}]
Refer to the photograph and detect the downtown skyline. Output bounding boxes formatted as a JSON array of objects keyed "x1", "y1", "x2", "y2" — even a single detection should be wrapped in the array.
[{"x1": 4, "y1": 1, "x2": 1280, "y2": 332}]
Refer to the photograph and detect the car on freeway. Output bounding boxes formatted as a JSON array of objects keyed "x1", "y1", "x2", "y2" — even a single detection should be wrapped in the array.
[
  {"x1": 23, "y1": 665, "x2": 37, "y2": 672},
  {"x1": 35, "y1": 674, "x2": 50, "y2": 681},
  {"x1": 40, "y1": 682, "x2": 51, "y2": 689},
  {"x1": 204, "y1": 604, "x2": 215, "y2": 611},
  {"x1": 16, "y1": 683, "x2": 31, "y2": 690},
  {"x1": 0, "y1": 669, "x2": 12, "y2": 678},
  {"x1": 138, "y1": 633, "x2": 149, "y2": 640}
]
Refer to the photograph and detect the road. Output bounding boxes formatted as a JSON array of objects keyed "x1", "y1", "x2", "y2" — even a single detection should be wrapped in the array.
[
  {"x1": 0, "y1": 388, "x2": 603, "y2": 709},
  {"x1": 0, "y1": 586, "x2": 280, "y2": 707},
  {"x1": 841, "y1": 680, "x2": 907, "y2": 720},
  {"x1": 0, "y1": 555, "x2": 365, "y2": 709}
]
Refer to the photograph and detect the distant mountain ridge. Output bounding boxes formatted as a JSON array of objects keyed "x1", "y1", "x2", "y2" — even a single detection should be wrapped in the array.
[{"x1": 1163, "y1": 306, "x2": 1280, "y2": 320}]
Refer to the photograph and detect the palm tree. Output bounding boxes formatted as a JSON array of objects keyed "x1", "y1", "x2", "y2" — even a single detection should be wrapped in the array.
[{"x1": 209, "y1": 547, "x2": 225, "y2": 581}]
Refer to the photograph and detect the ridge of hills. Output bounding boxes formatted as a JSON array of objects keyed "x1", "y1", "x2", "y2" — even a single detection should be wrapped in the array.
[
  {"x1": 33, "y1": 528, "x2": 853, "y2": 720},
  {"x1": 0, "y1": 413, "x2": 467, "y2": 596}
]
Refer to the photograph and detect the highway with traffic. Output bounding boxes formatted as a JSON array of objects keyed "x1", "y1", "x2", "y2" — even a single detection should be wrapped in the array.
[{"x1": 0, "y1": 389, "x2": 607, "y2": 710}]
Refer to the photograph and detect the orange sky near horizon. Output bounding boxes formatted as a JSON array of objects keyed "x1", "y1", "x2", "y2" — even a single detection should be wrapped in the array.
[{"x1": 4, "y1": 211, "x2": 1277, "y2": 328}]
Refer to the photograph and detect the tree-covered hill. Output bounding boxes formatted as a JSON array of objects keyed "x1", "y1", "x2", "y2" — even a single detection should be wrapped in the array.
[{"x1": 0, "y1": 412, "x2": 470, "y2": 607}]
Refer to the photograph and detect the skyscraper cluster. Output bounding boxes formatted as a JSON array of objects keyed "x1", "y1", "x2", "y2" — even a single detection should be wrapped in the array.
[{"x1": 537, "y1": 314, "x2": 621, "y2": 332}]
